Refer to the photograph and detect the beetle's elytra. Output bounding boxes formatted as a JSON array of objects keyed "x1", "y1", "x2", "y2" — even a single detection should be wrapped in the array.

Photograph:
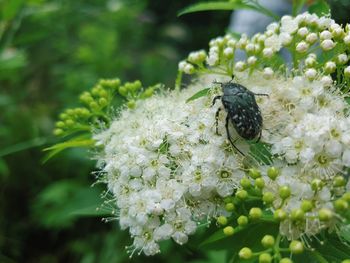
[{"x1": 212, "y1": 79, "x2": 267, "y2": 155}]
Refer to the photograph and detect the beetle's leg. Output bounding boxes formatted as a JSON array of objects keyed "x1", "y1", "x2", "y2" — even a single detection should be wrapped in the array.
[
  {"x1": 215, "y1": 107, "x2": 222, "y2": 135},
  {"x1": 212, "y1": 95, "x2": 222, "y2": 106},
  {"x1": 225, "y1": 115, "x2": 245, "y2": 156},
  {"x1": 254, "y1": 93, "x2": 269, "y2": 97},
  {"x1": 256, "y1": 131, "x2": 262, "y2": 143}
]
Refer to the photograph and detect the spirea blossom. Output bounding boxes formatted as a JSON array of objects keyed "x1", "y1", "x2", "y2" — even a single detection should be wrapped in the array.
[{"x1": 93, "y1": 12, "x2": 350, "y2": 256}]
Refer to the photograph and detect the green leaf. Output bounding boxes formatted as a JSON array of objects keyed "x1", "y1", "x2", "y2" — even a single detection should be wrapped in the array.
[
  {"x1": 43, "y1": 135, "x2": 95, "y2": 163},
  {"x1": 339, "y1": 224, "x2": 350, "y2": 243},
  {"x1": 0, "y1": 137, "x2": 47, "y2": 157},
  {"x1": 308, "y1": 0, "x2": 330, "y2": 16},
  {"x1": 32, "y1": 180, "x2": 108, "y2": 228},
  {"x1": 248, "y1": 142, "x2": 273, "y2": 165},
  {"x1": 186, "y1": 88, "x2": 211, "y2": 103},
  {"x1": 292, "y1": 0, "x2": 307, "y2": 16},
  {"x1": 178, "y1": 1, "x2": 279, "y2": 20}
]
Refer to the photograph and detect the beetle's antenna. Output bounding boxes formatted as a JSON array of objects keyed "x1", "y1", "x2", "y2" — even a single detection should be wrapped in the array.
[{"x1": 229, "y1": 74, "x2": 235, "y2": 83}]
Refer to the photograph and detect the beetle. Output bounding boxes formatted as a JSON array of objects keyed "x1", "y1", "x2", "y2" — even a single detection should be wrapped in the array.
[{"x1": 212, "y1": 77, "x2": 268, "y2": 155}]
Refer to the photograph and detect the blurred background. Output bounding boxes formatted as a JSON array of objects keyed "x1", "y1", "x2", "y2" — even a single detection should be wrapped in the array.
[
  {"x1": 2, "y1": 0, "x2": 350, "y2": 262},
  {"x1": 0, "y1": 0, "x2": 231, "y2": 262}
]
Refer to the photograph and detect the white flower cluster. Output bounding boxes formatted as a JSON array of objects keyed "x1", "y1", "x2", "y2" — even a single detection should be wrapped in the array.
[
  {"x1": 95, "y1": 12, "x2": 350, "y2": 255},
  {"x1": 95, "y1": 80, "x2": 247, "y2": 255}
]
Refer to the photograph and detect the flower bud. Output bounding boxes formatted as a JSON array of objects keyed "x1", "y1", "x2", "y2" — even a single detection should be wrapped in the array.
[
  {"x1": 255, "y1": 178, "x2": 265, "y2": 189},
  {"x1": 248, "y1": 168, "x2": 261, "y2": 179},
  {"x1": 235, "y1": 61, "x2": 246, "y2": 72},
  {"x1": 333, "y1": 176, "x2": 346, "y2": 187},
  {"x1": 223, "y1": 226, "x2": 235, "y2": 236},
  {"x1": 318, "y1": 208, "x2": 333, "y2": 221},
  {"x1": 291, "y1": 209, "x2": 305, "y2": 221},
  {"x1": 263, "y1": 48, "x2": 274, "y2": 58},
  {"x1": 344, "y1": 34, "x2": 350, "y2": 45},
  {"x1": 225, "y1": 202, "x2": 235, "y2": 212},
  {"x1": 54, "y1": 129, "x2": 64, "y2": 136},
  {"x1": 267, "y1": 167, "x2": 279, "y2": 180},
  {"x1": 296, "y1": 41, "x2": 309, "y2": 53},
  {"x1": 334, "y1": 199, "x2": 348, "y2": 212},
  {"x1": 289, "y1": 240, "x2": 304, "y2": 254},
  {"x1": 279, "y1": 186, "x2": 291, "y2": 199},
  {"x1": 345, "y1": 66, "x2": 350, "y2": 78},
  {"x1": 263, "y1": 67, "x2": 274, "y2": 79},
  {"x1": 274, "y1": 209, "x2": 287, "y2": 221},
  {"x1": 127, "y1": 100, "x2": 136, "y2": 109},
  {"x1": 249, "y1": 207, "x2": 262, "y2": 220},
  {"x1": 324, "y1": 61, "x2": 336, "y2": 74},
  {"x1": 236, "y1": 190, "x2": 248, "y2": 200},
  {"x1": 237, "y1": 215, "x2": 249, "y2": 226},
  {"x1": 320, "y1": 30, "x2": 332, "y2": 40},
  {"x1": 240, "y1": 177, "x2": 251, "y2": 189},
  {"x1": 280, "y1": 258, "x2": 293, "y2": 263},
  {"x1": 261, "y1": 235, "x2": 275, "y2": 248},
  {"x1": 342, "y1": 192, "x2": 350, "y2": 202},
  {"x1": 239, "y1": 247, "x2": 253, "y2": 259},
  {"x1": 217, "y1": 216, "x2": 228, "y2": 226},
  {"x1": 259, "y1": 253, "x2": 272, "y2": 263},
  {"x1": 311, "y1": 179, "x2": 323, "y2": 191},
  {"x1": 297, "y1": 27, "x2": 308, "y2": 37},
  {"x1": 263, "y1": 192, "x2": 275, "y2": 205},
  {"x1": 321, "y1": 39, "x2": 335, "y2": 51},
  {"x1": 306, "y1": 33, "x2": 317, "y2": 44},
  {"x1": 301, "y1": 200, "x2": 313, "y2": 212},
  {"x1": 305, "y1": 68, "x2": 317, "y2": 80},
  {"x1": 247, "y1": 56, "x2": 257, "y2": 65},
  {"x1": 337, "y1": 53, "x2": 348, "y2": 65},
  {"x1": 223, "y1": 47, "x2": 234, "y2": 59},
  {"x1": 321, "y1": 76, "x2": 333, "y2": 87}
]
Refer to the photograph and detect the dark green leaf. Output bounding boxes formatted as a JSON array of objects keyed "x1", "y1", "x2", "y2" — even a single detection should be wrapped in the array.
[
  {"x1": 339, "y1": 224, "x2": 350, "y2": 243},
  {"x1": 293, "y1": 0, "x2": 308, "y2": 16},
  {"x1": 178, "y1": 1, "x2": 279, "y2": 20},
  {"x1": 308, "y1": 0, "x2": 330, "y2": 16},
  {"x1": 186, "y1": 88, "x2": 211, "y2": 103}
]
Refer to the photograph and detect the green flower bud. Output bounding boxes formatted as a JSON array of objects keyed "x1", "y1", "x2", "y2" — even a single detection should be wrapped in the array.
[
  {"x1": 143, "y1": 88, "x2": 154, "y2": 98},
  {"x1": 291, "y1": 209, "x2": 305, "y2": 221},
  {"x1": 267, "y1": 167, "x2": 279, "y2": 180},
  {"x1": 318, "y1": 208, "x2": 333, "y2": 221},
  {"x1": 236, "y1": 190, "x2": 248, "y2": 200},
  {"x1": 118, "y1": 86, "x2": 128, "y2": 97},
  {"x1": 274, "y1": 209, "x2": 287, "y2": 221},
  {"x1": 59, "y1": 113, "x2": 68, "y2": 120},
  {"x1": 225, "y1": 202, "x2": 235, "y2": 212},
  {"x1": 280, "y1": 258, "x2": 293, "y2": 263},
  {"x1": 53, "y1": 129, "x2": 64, "y2": 136},
  {"x1": 261, "y1": 235, "x2": 275, "y2": 248},
  {"x1": 237, "y1": 215, "x2": 248, "y2": 226},
  {"x1": 279, "y1": 186, "x2": 291, "y2": 199},
  {"x1": 127, "y1": 100, "x2": 136, "y2": 109},
  {"x1": 240, "y1": 177, "x2": 251, "y2": 189},
  {"x1": 289, "y1": 240, "x2": 304, "y2": 254},
  {"x1": 56, "y1": 121, "x2": 65, "y2": 128},
  {"x1": 343, "y1": 192, "x2": 350, "y2": 202},
  {"x1": 249, "y1": 168, "x2": 261, "y2": 179},
  {"x1": 342, "y1": 260, "x2": 350, "y2": 263},
  {"x1": 224, "y1": 197, "x2": 233, "y2": 203},
  {"x1": 249, "y1": 207, "x2": 262, "y2": 220},
  {"x1": 259, "y1": 253, "x2": 272, "y2": 263},
  {"x1": 99, "y1": 98, "x2": 108, "y2": 107},
  {"x1": 301, "y1": 200, "x2": 313, "y2": 212},
  {"x1": 217, "y1": 216, "x2": 228, "y2": 226},
  {"x1": 98, "y1": 89, "x2": 108, "y2": 98},
  {"x1": 255, "y1": 178, "x2": 265, "y2": 189},
  {"x1": 334, "y1": 199, "x2": 349, "y2": 211},
  {"x1": 239, "y1": 247, "x2": 253, "y2": 259},
  {"x1": 89, "y1": 101, "x2": 99, "y2": 110},
  {"x1": 223, "y1": 226, "x2": 234, "y2": 236},
  {"x1": 91, "y1": 86, "x2": 101, "y2": 96},
  {"x1": 262, "y1": 192, "x2": 274, "y2": 205},
  {"x1": 333, "y1": 176, "x2": 346, "y2": 187},
  {"x1": 65, "y1": 119, "x2": 74, "y2": 127}
]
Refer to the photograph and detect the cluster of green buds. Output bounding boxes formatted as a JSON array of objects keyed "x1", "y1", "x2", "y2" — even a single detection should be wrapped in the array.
[
  {"x1": 53, "y1": 78, "x2": 160, "y2": 137},
  {"x1": 215, "y1": 165, "x2": 350, "y2": 262}
]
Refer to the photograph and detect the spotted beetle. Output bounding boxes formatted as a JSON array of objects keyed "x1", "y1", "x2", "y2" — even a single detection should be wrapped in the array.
[{"x1": 212, "y1": 78, "x2": 268, "y2": 155}]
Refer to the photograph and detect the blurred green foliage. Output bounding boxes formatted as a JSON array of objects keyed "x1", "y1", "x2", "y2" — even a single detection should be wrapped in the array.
[{"x1": 0, "y1": 0, "x2": 230, "y2": 262}]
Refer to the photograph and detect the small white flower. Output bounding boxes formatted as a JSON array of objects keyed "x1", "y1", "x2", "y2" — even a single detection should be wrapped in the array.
[
  {"x1": 344, "y1": 66, "x2": 350, "y2": 77},
  {"x1": 320, "y1": 30, "x2": 332, "y2": 40},
  {"x1": 306, "y1": 33, "x2": 318, "y2": 44},
  {"x1": 296, "y1": 41, "x2": 309, "y2": 53},
  {"x1": 247, "y1": 56, "x2": 257, "y2": 65},
  {"x1": 297, "y1": 27, "x2": 308, "y2": 37},
  {"x1": 263, "y1": 67, "x2": 274, "y2": 79},
  {"x1": 223, "y1": 47, "x2": 234, "y2": 59},
  {"x1": 262, "y1": 48, "x2": 274, "y2": 58},
  {"x1": 321, "y1": 39, "x2": 335, "y2": 51},
  {"x1": 305, "y1": 68, "x2": 317, "y2": 80},
  {"x1": 235, "y1": 61, "x2": 246, "y2": 71}
]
